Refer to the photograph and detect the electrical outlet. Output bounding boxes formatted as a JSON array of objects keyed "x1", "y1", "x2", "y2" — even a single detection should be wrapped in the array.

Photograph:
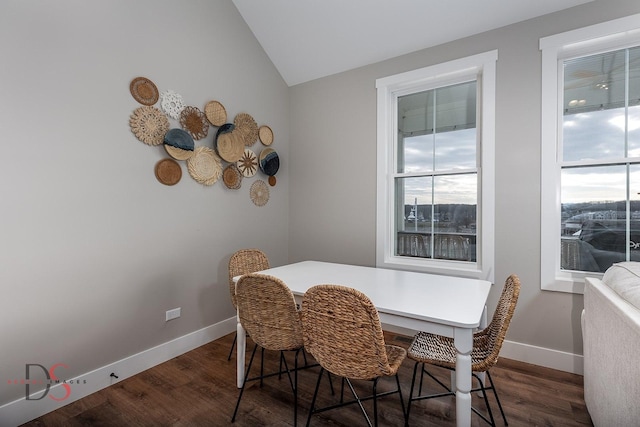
[{"x1": 165, "y1": 307, "x2": 181, "y2": 321}]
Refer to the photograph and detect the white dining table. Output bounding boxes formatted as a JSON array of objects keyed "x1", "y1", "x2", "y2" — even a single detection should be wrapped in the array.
[{"x1": 233, "y1": 260, "x2": 492, "y2": 427}]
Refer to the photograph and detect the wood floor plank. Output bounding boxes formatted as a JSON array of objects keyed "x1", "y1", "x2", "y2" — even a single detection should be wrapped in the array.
[{"x1": 21, "y1": 332, "x2": 593, "y2": 426}]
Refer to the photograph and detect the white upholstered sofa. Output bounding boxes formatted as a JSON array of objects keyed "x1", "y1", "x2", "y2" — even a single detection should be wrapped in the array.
[{"x1": 582, "y1": 262, "x2": 640, "y2": 427}]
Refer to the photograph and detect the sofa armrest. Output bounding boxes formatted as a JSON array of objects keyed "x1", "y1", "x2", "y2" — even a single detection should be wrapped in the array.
[{"x1": 583, "y1": 277, "x2": 640, "y2": 427}]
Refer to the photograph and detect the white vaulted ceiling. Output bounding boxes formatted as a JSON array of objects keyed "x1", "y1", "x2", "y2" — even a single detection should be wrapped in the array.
[{"x1": 232, "y1": 0, "x2": 594, "y2": 86}]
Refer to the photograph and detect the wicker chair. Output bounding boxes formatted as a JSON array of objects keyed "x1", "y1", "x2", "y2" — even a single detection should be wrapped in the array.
[
  {"x1": 405, "y1": 274, "x2": 521, "y2": 426},
  {"x1": 227, "y1": 248, "x2": 270, "y2": 360},
  {"x1": 231, "y1": 273, "x2": 304, "y2": 426},
  {"x1": 301, "y1": 284, "x2": 407, "y2": 427}
]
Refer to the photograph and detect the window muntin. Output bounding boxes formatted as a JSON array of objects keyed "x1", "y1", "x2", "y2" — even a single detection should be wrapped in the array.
[{"x1": 376, "y1": 51, "x2": 496, "y2": 281}]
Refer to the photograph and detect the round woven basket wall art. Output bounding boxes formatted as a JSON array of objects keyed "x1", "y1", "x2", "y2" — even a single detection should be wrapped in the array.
[
  {"x1": 204, "y1": 100, "x2": 227, "y2": 126},
  {"x1": 216, "y1": 130, "x2": 245, "y2": 163},
  {"x1": 155, "y1": 158, "x2": 182, "y2": 186},
  {"x1": 250, "y1": 180, "x2": 269, "y2": 206},
  {"x1": 187, "y1": 146, "x2": 222, "y2": 186},
  {"x1": 164, "y1": 144, "x2": 194, "y2": 161},
  {"x1": 259, "y1": 125, "x2": 274, "y2": 146},
  {"x1": 234, "y1": 113, "x2": 259, "y2": 146},
  {"x1": 130, "y1": 106, "x2": 170, "y2": 146},
  {"x1": 130, "y1": 77, "x2": 159, "y2": 106},
  {"x1": 236, "y1": 148, "x2": 258, "y2": 177},
  {"x1": 160, "y1": 90, "x2": 185, "y2": 119},
  {"x1": 179, "y1": 106, "x2": 209, "y2": 140},
  {"x1": 222, "y1": 164, "x2": 242, "y2": 190}
]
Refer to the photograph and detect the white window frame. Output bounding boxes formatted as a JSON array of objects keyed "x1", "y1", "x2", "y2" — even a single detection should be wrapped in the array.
[
  {"x1": 540, "y1": 14, "x2": 640, "y2": 293},
  {"x1": 376, "y1": 51, "x2": 497, "y2": 282}
]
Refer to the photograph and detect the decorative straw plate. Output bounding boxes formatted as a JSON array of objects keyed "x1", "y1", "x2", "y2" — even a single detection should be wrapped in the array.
[
  {"x1": 258, "y1": 125, "x2": 274, "y2": 146},
  {"x1": 259, "y1": 148, "x2": 280, "y2": 176},
  {"x1": 234, "y1": 113, "x2": 259, "y2": 146},
  {"x1": 130, "y1": 77, "x2": 159, "y2": 106},
  {"x1": 179, "y1": 106, "x2": 209, "y2": 140},
  {"x1": 155, "y1": 158, "x2": 182, "y2": 186},
  {"x1": 164, "y1": 128, "x2": 194, "y2": 151},
  {"x1": 250, "y1": 180, "x2": 269, "y2": 206},
  {"x1": 236, "y1": 148, "x2": 258, "y2": 177},
  {"x1": 129, "y1": 106, "x2": 170, "y2": 146},
  {"x1": 160, "y1": 90, "x2": 185, "y2": 119},
  {"x1": 187, "y1": 146, "x2": 222, "y2": 186},
  {"x1": 164, "y1": 144, "x2": 194, "y2": 161},
  {"x1": 216, "y1": 130, "x2": 245, "y2": 163},
  {"x1": 222, "y1": 164, "x2": 242, "y2": 190},
  {"x1": 204, "y1": 100, "x2": 227, "y2": 126}
]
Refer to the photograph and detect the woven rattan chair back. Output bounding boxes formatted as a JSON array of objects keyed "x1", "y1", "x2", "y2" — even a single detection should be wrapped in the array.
[
  {"x1": 236, "y1": 273, "x2": 303, "y2": 352},
  {"x1": 474, "y1": 273, "x2": 520, "y2": 372},
  {"x1": 302, "y1": 284, "x2": 392, "y2": 380},
  {"x1": 228, "y1": 249, "x2": 270, "y2": 309}
]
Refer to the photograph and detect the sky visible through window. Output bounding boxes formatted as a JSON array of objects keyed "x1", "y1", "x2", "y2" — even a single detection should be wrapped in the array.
[
  {"x1": 402, "y1": 128, "x2": 476, "y2": 205},
  {"x1": 562, "y1": 105, "x2": 640, "y2": 204}
]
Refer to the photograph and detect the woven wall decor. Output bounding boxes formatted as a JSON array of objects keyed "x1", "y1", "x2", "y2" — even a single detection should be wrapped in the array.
[
  {"x1": 155, "y1": 158, "x2": 182, "y2": 186},
  {"x1": 259, "y1": 148, "x2": 280, "y2": 176},
  {"x1": 234, "y1": 113, "x2": 259, "y2": 146},
  {"x1": 216, "y1": 130, "x2": 245, "y2": 163},
  {"x1": 258, "y1": 125, "x2": 274, "y2": 146},
  {"x1": 179, "y1": 106, "x2": 209, "y2": 140},
  {"x1": 187, "y1": 146, "x2": 222, "y2": 186},
  {"x1": 236, "y1": 148, "x2": 258, "y2": 177},
  {"x1": 130, "y1": 77, "x2": 159, "y2": 106},
  {"x1": 164, "y1": 128, "x2": 194, "y2": 151},
  {"x1": 250, "y1": 180, "x2": 269, "y2": 206},
  {"x1": 204, "y1": 100, "x2": 227, "y2": 126},
  {"x1": 222, "y1": 164, "x2": 242, "y2": 190},
  {"x1": 160, "y1": 90, "x2": 185, "y2": 119},
  {"x1": 130, "y1": 106, "x2": 170, "y2": 146},
  {"x1": 164, "y1": 144, "x2": 194, "y2": 161}
]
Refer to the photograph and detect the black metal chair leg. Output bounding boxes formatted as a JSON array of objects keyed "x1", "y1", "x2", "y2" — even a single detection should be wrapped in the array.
[
  {"x1": 373, "y1": 378, "x2": 379, "y2": 427},
  {"x1": 406, "y1": 361, "x2": 420, "y2": 426},
  {"x1": 473, "y1": 373, "x2": 496, "y2": 426},
  {"x1": 227, "y1": 332, "x2": 237, "y2": 361},
  {"x1": 231, "y1": 344, "x2": 259, "y2": 422},
  {"x1": 486, "y1": 371, "x2": 508, "y2": 425},
  {"x1": 395, "y1": 373, "x2": 407, "y2": 424},
  {"x1": 306, "y1": 367, "x2": 325, "y2": 427}
]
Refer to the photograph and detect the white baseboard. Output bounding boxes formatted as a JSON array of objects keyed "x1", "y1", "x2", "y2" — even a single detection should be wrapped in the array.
[
  {"x1": 383, "y1": 324, "x2": 584, "y2": 375},
  {"x1": 0, "y1": 318, "x2": 236, "y2": 427},
  {"x1": 500, "y1": 339, "x2": 584, "y2": 375}
]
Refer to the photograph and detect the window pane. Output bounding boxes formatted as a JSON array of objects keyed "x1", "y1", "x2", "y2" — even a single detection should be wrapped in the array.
[
  {"x1": 561, "y1": 165, "x2": 627, "y2": 272},
  {"x1": 629, "y1": 47, "x2": 640, "y2": 156},
  {"x1": 394, "y1": 175, "x2": 477, "y2": 261},
  {"x1": 563, "y1": 50, "x2": 627, "y2": 161},
  {"x1": 434, "y1": 128, "x2": 476, "y2": 170},
  {"x1": 433, "y1": 174, "x2": 477, "y2": 261},
  {"x1": 397, "y1": 81, "x2": 476, "y2": 173},
  {"x1": 402, "y1": 134, "x2": 433, "y2": 173}
]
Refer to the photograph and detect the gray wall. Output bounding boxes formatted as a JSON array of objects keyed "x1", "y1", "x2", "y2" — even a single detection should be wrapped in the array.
[
  {"x1": 289, "y1": 0, "x2": 640, "y2": 359},
  {"x1": 0, "y1": 0, "x2": 290, "y2": 406}
]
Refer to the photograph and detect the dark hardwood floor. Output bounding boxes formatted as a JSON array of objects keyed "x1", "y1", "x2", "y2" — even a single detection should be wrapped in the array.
[{"x1": 22, "y1": 332, "x2": 593, "y2": 426}]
